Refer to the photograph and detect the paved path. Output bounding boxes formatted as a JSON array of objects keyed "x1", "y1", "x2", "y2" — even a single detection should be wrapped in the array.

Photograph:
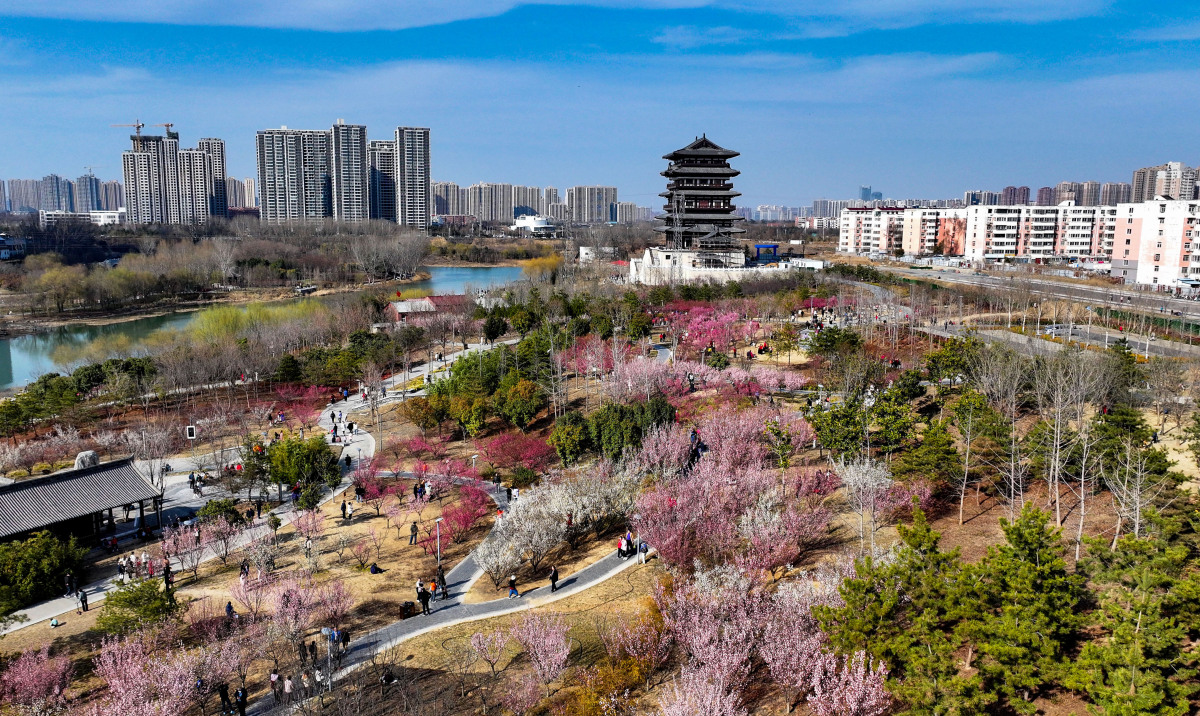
[{"x1": 2, "y1": 338, "x2": 520, "y2": 634}]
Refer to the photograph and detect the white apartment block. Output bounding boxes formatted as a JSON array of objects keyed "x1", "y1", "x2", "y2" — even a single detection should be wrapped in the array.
[
  {"x1": 177, "y1": 150, "x2": 214, "y2": 225},
  {"x1": 838, "y1": 207, "x2": 905, "y2": 255},
  {"x1": 900, "y1": 208, "x2": 967, "y2": 255},
  {"x1": 1110, "y1": 200, "x2": 1200, "y2": 287}
]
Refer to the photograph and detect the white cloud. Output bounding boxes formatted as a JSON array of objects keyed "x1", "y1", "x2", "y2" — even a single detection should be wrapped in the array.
[{"x1": 0, "y1": 0, "x2": 1110, "y2": 31}]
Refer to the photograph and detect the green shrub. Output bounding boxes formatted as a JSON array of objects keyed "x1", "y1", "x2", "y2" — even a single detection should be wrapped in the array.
[
  {"x1": 96, "y1": 578, "x2": 180, "y2": 634},
  {"x1": 196, "y1": 498, "x2": 244, "y2": 525},
  {"x1": 0, "y1": 531, "x2": 88, "y2": 615},
  {"x1": 510, "y1": 467, "x2": 539, "y2": 489}
]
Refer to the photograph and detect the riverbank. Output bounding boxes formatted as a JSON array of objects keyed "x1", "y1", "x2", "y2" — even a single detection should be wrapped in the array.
[{"x1": 0, "y1": 270, "x2": 435, "y2": 337}]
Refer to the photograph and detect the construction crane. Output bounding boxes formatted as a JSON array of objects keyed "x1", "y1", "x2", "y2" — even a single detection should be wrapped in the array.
[
  {"x1": 111, "y1": 119, "x2": 145, "y2": 151},
  {"x1": 83, "y1": 166, "x2": 99, "y2": 176},
  {"x1": 152, "y1": 122, "x2": 175, "y2": 137}
]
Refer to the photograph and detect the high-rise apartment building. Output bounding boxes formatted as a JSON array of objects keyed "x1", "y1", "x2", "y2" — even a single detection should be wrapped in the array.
[
  {"x1": 367, "y1": 139, "x2": 397, "y2": 222},
  {"x1": 432, "y1": 181, "x2": 466, "y2": 216},
  {"x1": 1100, "y1": 182, "x2": 1132, "y2": 205},
  {"x1": 1132, "y1": 162, "x2": 1197, "y2": 202},
  {"x1": 123, "y1": 131, "x2": 223, "y2": 225},
  {"x1": 177, "y1": 150, "x2": 214, "y2": 225},
  {"x1": 1000, "y1": 186, "x2": 1030, "y2": 205},
  {"x1": 1035, "y1": 187, "x2": 1056, "y2": 206},
  {"x1": 73, "y1": 174, "x2": 102, "y2": 211},
  {"x1": 859, "y1": 185, "x2": 873, "y2": 201},
  {"x1": 544, "y1": 187, "x2": 559, "y2": 209},
  {"x1": 963, "y1": 190, "x2": 1000, "y2": 206},
  {"x1": 1079, "y1": 181, "x2": 1101, "y2": 207},
  {"x1": 1055, "y1": 181, "x2": 1081, "y2": 204},
  {"x1": 394, "y1": 127, "x2": 431, "y2": 229},
  {"x1": 512, "y1": 186, "x2": 542, "y2": 217},
  {"x1": 225, "y1": 177, "x2": 245, "y2": 209},
  {"x1": 567, "y1": 185, "x2": 618, "y2": 224},
  {"x1": 40, "y1": 175, "x2": 73, "y2": 212},
  {"x1": 0, "y1": 181, "x2": 7, "y2": 212},
  {"x1": 8, "y1": 180, "x2": 40, "y2": 213},
  {"x1": 256, "y1": 127, "x2": 332, "y2": 223},
  {"x1": 243, "y1": 178, "x2": 256, "y2": 208},
  {"x1": 467, "y1": 182, "x2": 514, "y2": 223},
  {"x1": 100, "y1": 181, "x2": 123, "y2": 211},
  {"x1": 196, "y1": 138, "x2": 228, "y2": 218},
  {"x1": 330, "y1": 121, "x2": 369, "y2": 223}
]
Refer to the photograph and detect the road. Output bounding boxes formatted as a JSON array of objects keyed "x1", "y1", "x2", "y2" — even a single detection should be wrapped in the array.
[{"x1": 883, "y1": 266, "x2": 1200, "y2": 322}]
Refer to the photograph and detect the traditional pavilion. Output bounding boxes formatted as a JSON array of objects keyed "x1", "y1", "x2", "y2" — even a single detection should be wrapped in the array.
[
  {"x1": 0, "y1": 458, "x2": 161, "y2": 542},
  {"x1": 655, "y1": 135, "x2": 746, "y2": 254}
]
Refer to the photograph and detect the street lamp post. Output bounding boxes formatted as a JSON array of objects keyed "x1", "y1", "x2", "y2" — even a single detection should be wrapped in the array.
[{"x1": 434, "y1": 517, "x2": 444, "y2": 566}]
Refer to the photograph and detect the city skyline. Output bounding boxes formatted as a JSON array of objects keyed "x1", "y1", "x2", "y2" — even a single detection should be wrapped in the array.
[{"x1": 2, "y1": 1, "x2": 1199, "y2": 207}]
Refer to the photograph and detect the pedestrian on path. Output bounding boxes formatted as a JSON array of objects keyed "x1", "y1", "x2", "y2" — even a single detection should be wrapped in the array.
[
  {"x1": 341, "y1": 500, "x2": 347, "y2": 519},
  {"x1": 346, "y1": 503, "x2": 354, "y2": 521},
  {"x1": 409, "y1": 521, "x2": 418, "y2": 545},
  {"x1": 79, "y1": 589, "x2": 88, "y2": 612},
  {"x1": 270, "y1": 667, "x2": 282, "y2": 704},
  {"x1": 308, "y1": 641, "x2": 317, "y2": 664},
  {"x1": 548, "y1": 565, "x2": 559, "y2": 593},
  {"x1": 414, "y1": 579, "x2": 423, "y2": 602},
  {"x1": 340, "y1": 628, "x2": 350, "y2": 654},
  {"x1": 436, "y1": 565, "x2": 447, "y2": 600},
  {"x1": 638, "y1": 539, "x2": 649, "y2": 564},
  {"x1": 508, "y1": 575, "x2": 519, "y2": 599},
  {"x1": 283, "y1": 675, "x2": 294, "y2": 705},
  {"x1": 301, "y1": 672, "x2": 311, "y2": 699},
  {"x1": 418, "y1": 585, "x2": 432, "y2": 615},
  {"x1": 234, "y1": 687, "x2": 247, "y2": 716}
]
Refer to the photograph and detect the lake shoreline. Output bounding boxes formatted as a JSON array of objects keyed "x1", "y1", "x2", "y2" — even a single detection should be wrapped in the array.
[{"x1": 0, "y1": 270, "x2": 437, "y2": 338}]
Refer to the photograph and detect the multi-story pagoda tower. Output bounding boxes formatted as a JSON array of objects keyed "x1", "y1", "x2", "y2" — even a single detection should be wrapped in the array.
[{"x1": 656, "y1": 135, "x2": 745, "y2": 252}]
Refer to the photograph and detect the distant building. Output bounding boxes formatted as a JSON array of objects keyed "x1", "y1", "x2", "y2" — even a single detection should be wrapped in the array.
[
  {"x1": 73, "y1": 174, "x2": 102, "y2": 212},
  {"x1": 7, "y1": 180, "x2": 40, "y2": 213},
  {"x1": 901, "y1": 208, "x2": 968, "y2": 256},
  {"x1": 330, "y1": 121, "x2": 369, "y2": 223},
  {"x1": 513, "y1": 186, "x2": 542, "y2": 217},
  {"x1": 256, "y1": 127, "x2": 331, "y2": 223},
  {"x1": 385, "y1": 294, "x2": 476, "y2": 322},
  {"x1": 1035, "y1": 186, "x2": 1056, "y2": 206},
  {"x1": 1132, "y1": 162, "x2": 1197, "y2": 202},
  {"x1": 196, "y1": 138, "x2": 228, "y2": 218},
  {"x1": 368, "y1": 139, "x2": 397, "y2": 222},
  {"x1": 1079, "y1": 180, "x2": 1101, "y2": 206},
  {"x1": 0, "y1": 181, "x2": 6, "y2": 212},
  {"x1": 433, "y1": 181, "x2": 466, "y2": 216},
  {"x1": 38, "y1": 209, "x2": 125, "y2": 229},
  {"x1": 100, "y1": 180, "x2": 123, "y2": 211},
  {"x1": 1100, "y1": 182, "x2": 1132, "y2": 205},
  {"x1": 242, "y1": 178, "x2": 256, "y2": 208},
  {"x1": 963, "y1": 190, "x2": 1000, "y2": 206},
  {"x1": 40, "y1": 175, "x2": 73, "y2": 212},
  {"x1": 567, "y1": 185, "x2": 618, "y2": 224},
  {"x1": 395, "y1": 127, "x2": 432, "y2": 230},
  {"x1": 859, "y1": 185, "x2": 873, "y2": 201},
  {"x1": 467, "y1": 182, "x2": 514, "y2": 223},
  {"x1": 1000, "y1": 185, "x2": 1030, "y2": 205}
]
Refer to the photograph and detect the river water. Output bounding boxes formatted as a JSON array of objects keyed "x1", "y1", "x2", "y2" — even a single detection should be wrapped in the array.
[{"x1": 0, "y1": 265, "x2": 525, "y2": 392}]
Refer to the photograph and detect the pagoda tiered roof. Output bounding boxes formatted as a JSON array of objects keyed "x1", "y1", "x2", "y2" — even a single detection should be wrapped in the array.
[{"x1": 654, "y1": 135, "x2": 746, "y2": 250}]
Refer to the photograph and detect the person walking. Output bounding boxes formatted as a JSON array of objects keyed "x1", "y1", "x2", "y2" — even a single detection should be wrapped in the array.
[
  {"x1": 340, "y1": 628, "x2": 350, "y2": 654},
  {"x1": 638, "y1": 538, "x2": 649, "y2": 564},
  {"x1": 436, "y1": 565, "x2": 447, "y2": 600},
  {"x1": 297, "y1": 642, "x2": 308, "y2": 667},
  {"x1": 508, "y1": 575, "x2": 519, "y2": 599},
  {"x1": 234, "y1": 686, "x2": 247, "y2": 716},
  {"x1": 64, "y1": 570, "x2": 73, "y2": 597},
  {"x1": 79, "y1": 588, "x2": 88, "y2": 612},
  {"x1": 548, "y1": 565, "x2": 559, "y2": 593},
  {"x1": 308, "y1": 641, "x2": 317, "y2": 665},
  {"x1": 314, "y1": 667, "x2": 324, "y2": 695},
  {"x1": 300, "y1": 672, "x2": 311, "y2": 699},
  {"x1": 409, "y1": 521, "x2": 418, "y2": 545},
  {"x1": 217, "y1": 682, "x2": 232, "y2": 712},
  {"x1": 270, "y1": 666, "x2": 282, "y2": 704},
  {"x1": 340, "y1": 500, "x2": 347, "y2": 519},
  {"x1": 414, "y1": 579, "x2": 424, "y2": 603},
  {"x1": 505, "y1": 486, "x2": 512, "y2": 503},
  {"x1": 283, "y1": 675, "x2": 294, "y2": 705},
  {"x1": 346, "y1": 503, "x2": 354, "y2": 521},
  {"x1": 418, "y1": 585, "x2": 432, "y2": 615}
]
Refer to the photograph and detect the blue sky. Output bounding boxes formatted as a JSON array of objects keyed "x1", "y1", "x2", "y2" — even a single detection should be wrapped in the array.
[{"x1": 2, "y1": 0, "x2": 1199, "y2": 206}]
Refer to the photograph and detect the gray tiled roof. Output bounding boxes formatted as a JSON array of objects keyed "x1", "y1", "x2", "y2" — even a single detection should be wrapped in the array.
[{"x1": 0, "y1": 458, "x2": 159, "y2": 538}]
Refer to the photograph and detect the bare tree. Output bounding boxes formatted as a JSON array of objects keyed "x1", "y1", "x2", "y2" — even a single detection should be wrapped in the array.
[
  {"x1": 971, "y1": 345, "x2": 1027, "y2": 518},
  {"x1": 212, "y1": 237, "x2": 239, "y2": 285},
  {"x1": 1145, "y1": 357, "x2": 1186, "y2": 432},
  {"x1": 839, "y1": 457, "x2": 894, "y2": 555},
  {"x1": 1104, "y1": 439, "x2": 1173, "y2": 546},
  {"x1": 123, "y1": 424, "x2": 174, "y2": 490}
]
